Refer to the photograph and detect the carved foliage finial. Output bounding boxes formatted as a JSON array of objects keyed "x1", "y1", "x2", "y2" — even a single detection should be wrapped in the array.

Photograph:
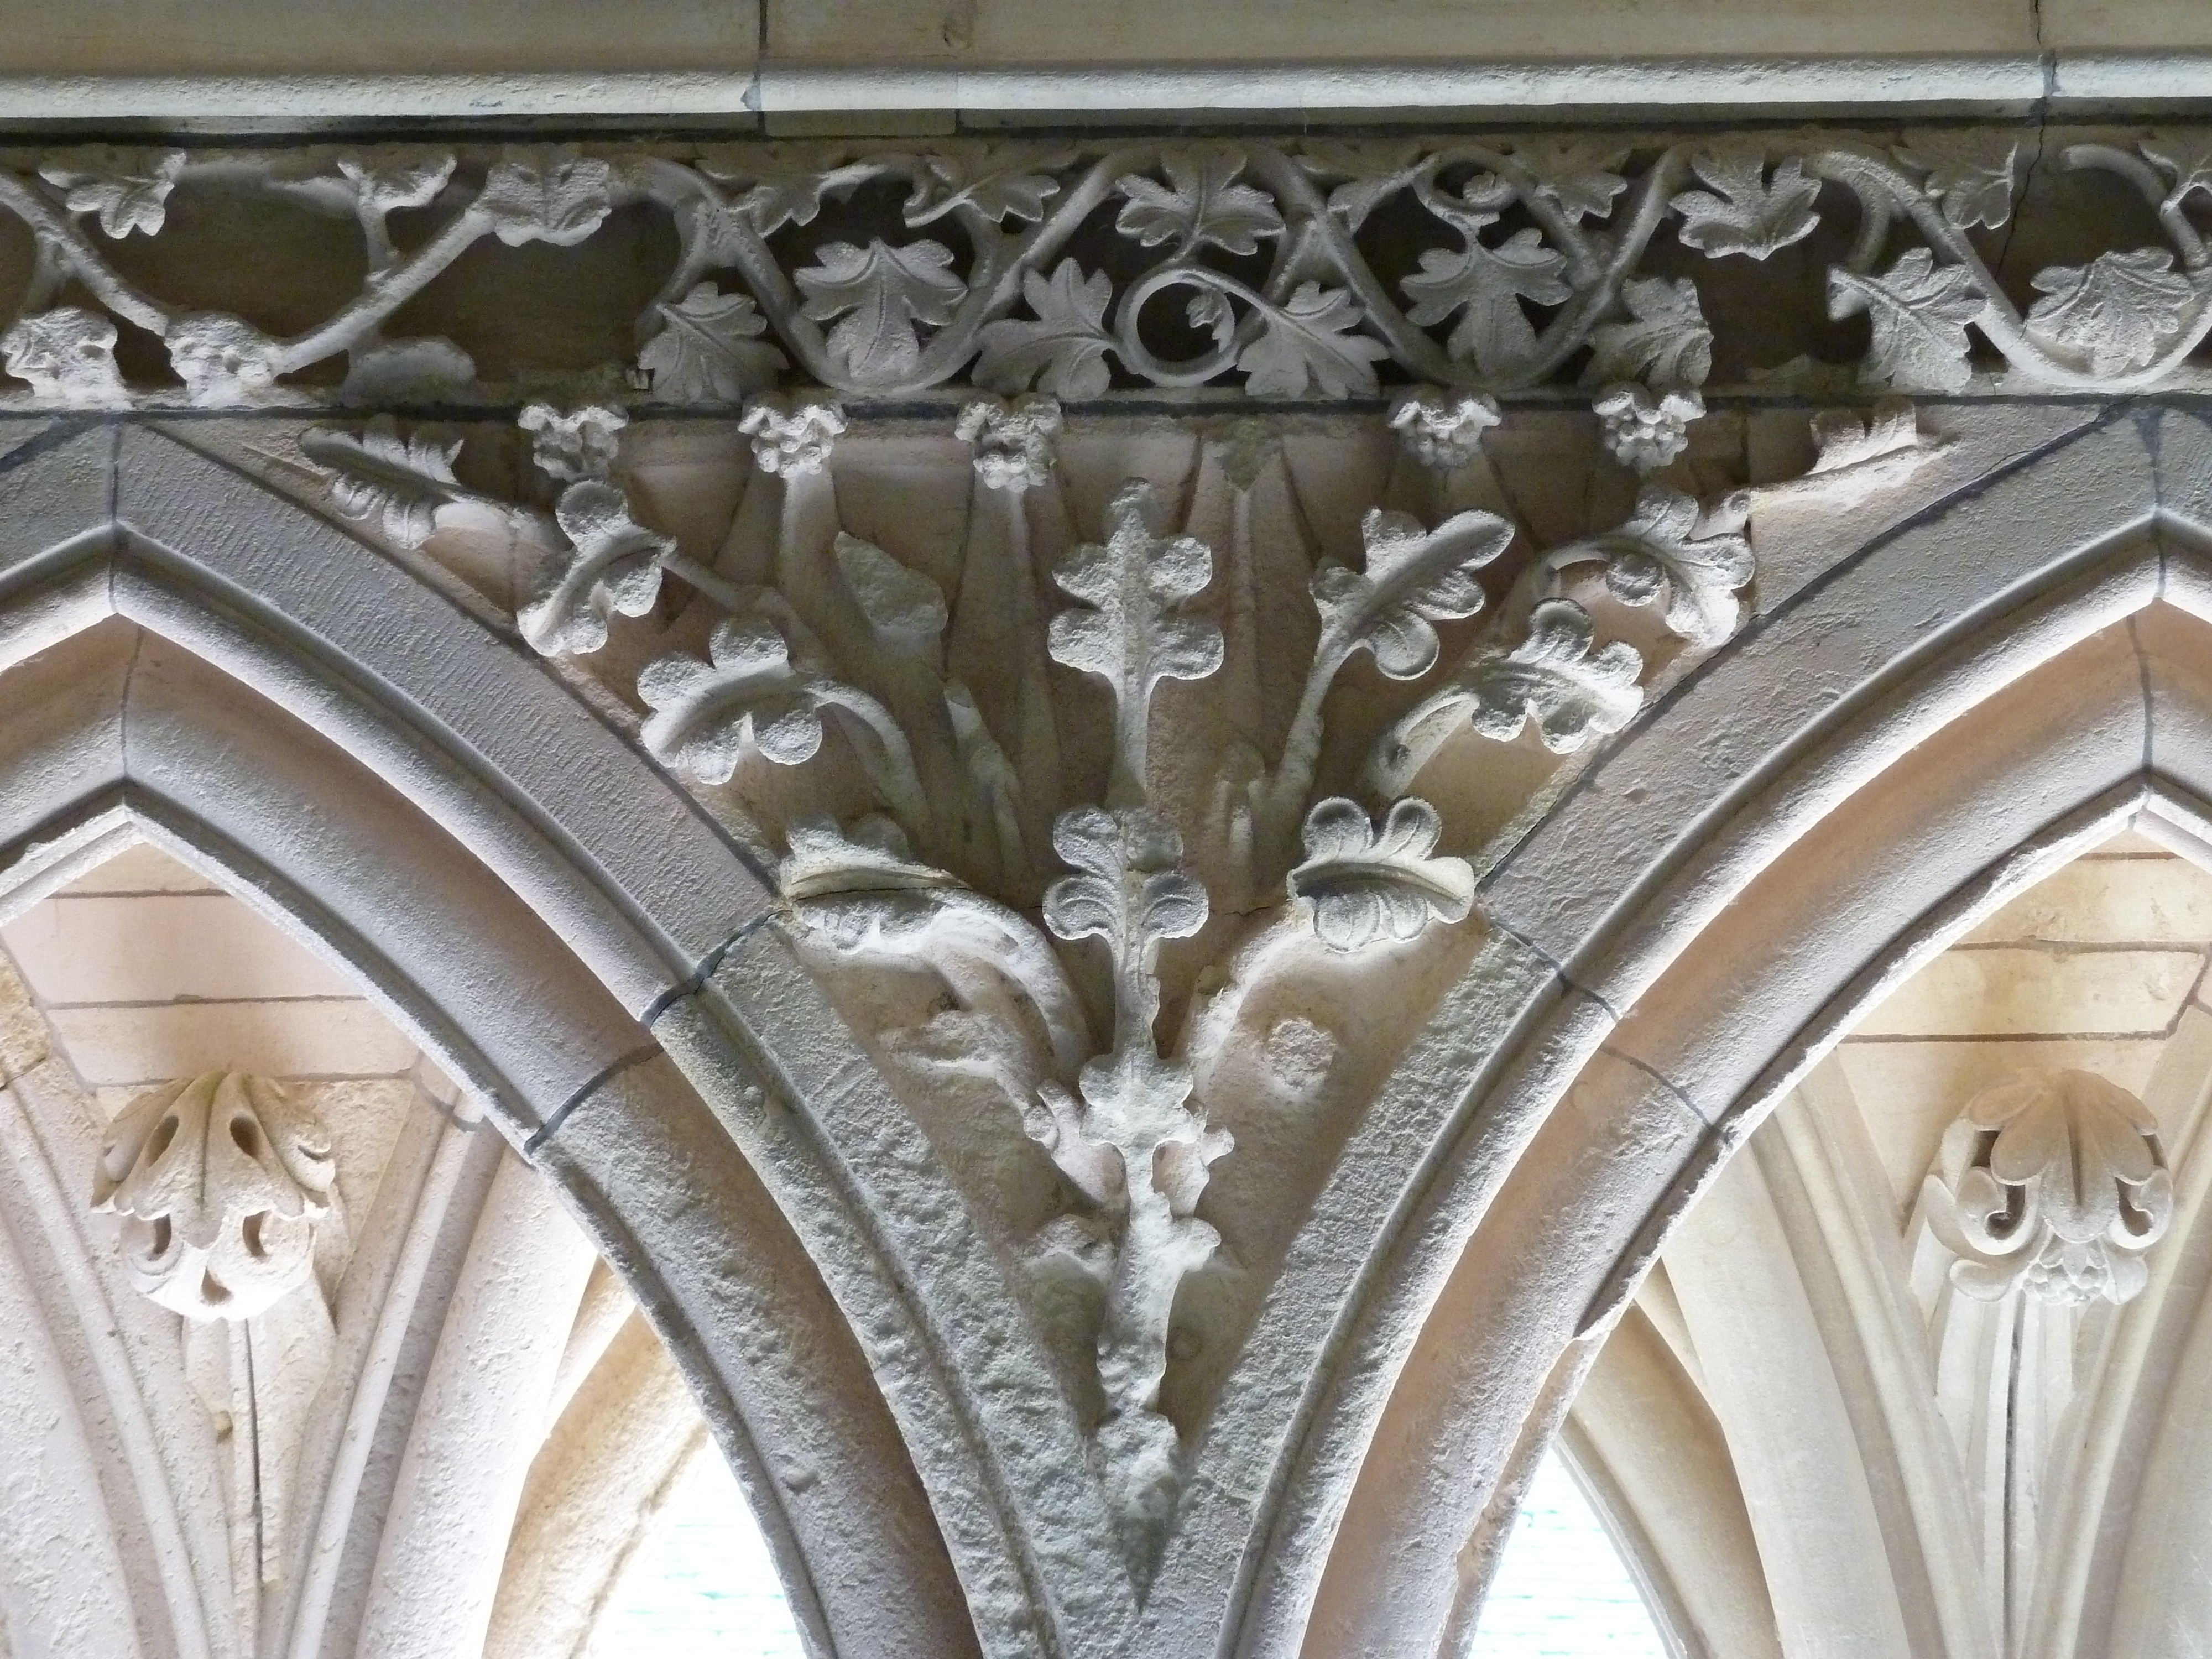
[
  {"x1": 91, "y1": 1071, "x2": 336, "y2": 1320},
  {"x1": 740, "y1": 394, "x2": 847, "y2": 476},
  {"x1": 957, "y1": 394, "x2": 1063, "y2": 491},
  {"x1": 1389, "y1": 387, "x2": 1500, "y2": 471},
  {"x1": 1925, "y1": 1070, "x2": 2173, "y2": 1306}
]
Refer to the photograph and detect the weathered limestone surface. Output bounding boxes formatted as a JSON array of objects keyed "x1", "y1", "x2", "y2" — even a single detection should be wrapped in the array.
[{"x1": 8, "y1": 105, "x2": 2212, "y2": 1659}]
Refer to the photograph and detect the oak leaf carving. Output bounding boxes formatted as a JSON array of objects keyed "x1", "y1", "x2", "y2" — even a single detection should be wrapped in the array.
[
  {"x1": 638, "y1": 614, "x2": 823, "y2": 782},
  {"x1": 1556, "y1": 483, "x2": 1753, "y2": 647},
  {"x1": 1467, "y1": 599, "x2": 1644, "y2": 750},
  {"x1": 1312, "y1": 506, "x2": 1514, "y2": 679},
  {"x1": 299, "y1": 416, "x2": 464, "y2": 550}
]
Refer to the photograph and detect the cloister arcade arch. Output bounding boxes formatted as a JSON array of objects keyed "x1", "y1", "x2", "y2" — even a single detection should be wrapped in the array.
[{"x1": 0, "y1": 100, "x2": 2205, "y2": 1659}]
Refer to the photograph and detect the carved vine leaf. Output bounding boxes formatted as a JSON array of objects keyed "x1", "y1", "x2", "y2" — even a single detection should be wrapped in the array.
[
  {"x1": 518, "y1": 480, "x2": 672, "y2": 656},
  {"x1": 1238, "y1": 282, "x2": 1389, "y2": 398},
  {"x1": 1670, "y1": 147, "x2": 1822, "y2": 260},
  {"x1": 1288, "y1": 797, "x2": 1475, "y2": 951},
  {"x1": 974, "y1": 260, "x2": 1117, "y2": 399},
  {"x1": 1, "y1": 307, "x2": 127, "y2": 406},
  {"x1": 476, "y1": 148, "x2": 617, "y2": 248},
  {"x1": 1402, "y1": 226, "x2": 1573, "y2": 374},
  {"x1": 276, "y1": 149, "x2": 456, "y2": 220},
  {"x1": 1467, "y1": 598, "x2": 1644, "y2": 750},
  {"x1": 1042, "y1": 805, "x2": 1210, "y2": 966},
  {"x1": 1827, "y1": 248, "x2": 1985, "y2": 393},
  {"x1": 2025, "y1": 248, "x2": 2198, "y2": 376},
  {"x1": 639, "y1": 283, "x2": 787, "y2": 401},
  {"x1": 696, "y1": 146, "x2": 848, "y2": 236},
  {"x1": 796, "y1": 239, "x2": 967, "y2": 383},
  {"x1": 638, "y1": 613, "x2": 823, "y2": 783},
  {"x1": 1312, "y1": 506, "x2": 1515, "y2": 679},
  {"x1": 1514, "y1": 137, "x2": 1632, "y2": 222},
  {"x1": 299, "y1": 416, "x2": 465, "y2": 549},
  {"x1": 1291, "y1": 140, "x2": 1427, "y2": 236},
  {"x1": 904, "y1": 141, "x2": 1068, "y2": 225},
  {"x1": 1894, "y1": 132, "x2": 2020, "y2": 231},
  {"x1": 1115, "y1": 148, "x2": 1285, "y2": 257},
  {"x1": 1583, "y1": 276, "x2": 1713, "y2": 390},
  {"x1": 40, "y1": 148, "x2": 186, "y2": 238},
  {"x1": 1554, "y1": 484, "x2": 1754, "y2": 647}
]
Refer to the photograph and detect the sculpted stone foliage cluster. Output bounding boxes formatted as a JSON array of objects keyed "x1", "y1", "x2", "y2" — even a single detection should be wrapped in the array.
[
  {"x1": 281, "y1": 369, "x2": 1838, "y2": 1589},
  {"x1": 4, "y1": 130, "x2": 2212, "y2": 410},
  {"x1": 1925, "y1": 1070, "x2": 2173, "y2": 1306}
]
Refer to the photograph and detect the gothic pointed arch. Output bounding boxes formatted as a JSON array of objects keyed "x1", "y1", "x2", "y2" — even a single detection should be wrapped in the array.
[
  {"x1": 0, "y1": 429, "x2": 1017, "y2": 1656},
  {"x1": 1158, "y1": 406, "x2": 2212, "y2": 1658}
]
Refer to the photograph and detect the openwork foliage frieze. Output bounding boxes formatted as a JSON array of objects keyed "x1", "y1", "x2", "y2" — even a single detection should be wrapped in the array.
[{"x1": 9, "y1": 129, "x2": 2212, "y2": 411}]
